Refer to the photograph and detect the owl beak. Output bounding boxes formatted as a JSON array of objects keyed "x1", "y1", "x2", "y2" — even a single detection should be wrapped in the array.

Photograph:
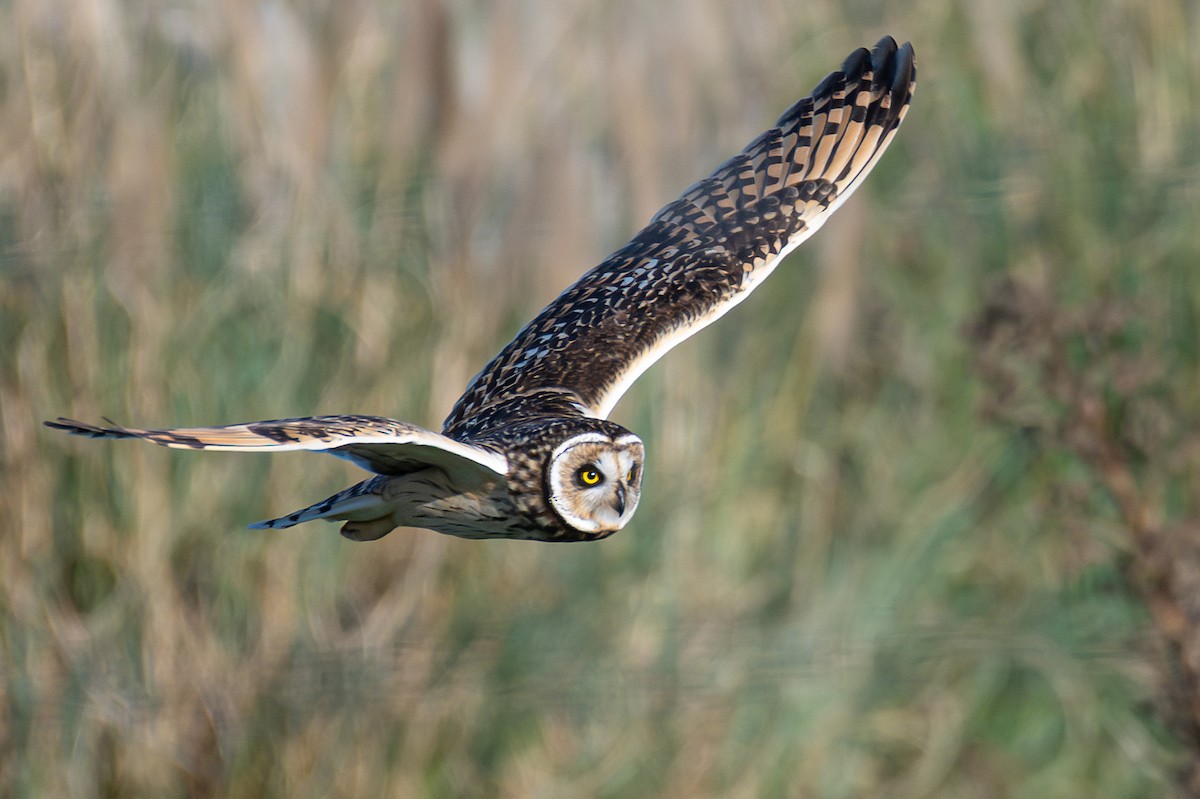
[{"x1": 612, "y1": 486, "x2": 626, "y2": 516}]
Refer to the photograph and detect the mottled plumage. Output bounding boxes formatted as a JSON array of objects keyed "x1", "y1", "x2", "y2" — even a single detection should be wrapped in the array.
[{"x1": 47, "y1": 37, "x2": 916, "y2": 543}]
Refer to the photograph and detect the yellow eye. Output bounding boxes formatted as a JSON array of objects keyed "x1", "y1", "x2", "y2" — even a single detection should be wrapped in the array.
[
  {"x1": 578, "y1": 466, "x2": 602, "y2": 486},
  {"x1": 627, "y1": 464, "x2": 639, "y2": 483}
]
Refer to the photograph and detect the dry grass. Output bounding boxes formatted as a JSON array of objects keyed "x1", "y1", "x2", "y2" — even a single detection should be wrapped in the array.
[{"x1": 4, "y1": 0, "x2": 1200, "y2": 796}]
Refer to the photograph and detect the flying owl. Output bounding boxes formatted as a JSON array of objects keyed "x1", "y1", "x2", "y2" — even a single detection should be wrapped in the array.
[{"x1": 47, "y1": 37, "x2": 916, "y2": 543}]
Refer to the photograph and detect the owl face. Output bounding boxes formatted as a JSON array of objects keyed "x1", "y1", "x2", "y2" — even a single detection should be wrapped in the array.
[{"x1": 546, "y1": 431, "x2": 644, "y2": 536}]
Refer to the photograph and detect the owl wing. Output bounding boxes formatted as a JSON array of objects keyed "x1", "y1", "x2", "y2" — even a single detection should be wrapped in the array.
[
  {"x1": 45, "y1": 415, "x2": 508, "y2": 483},
  {"x1": 444, "y1": 36, "x2": 914, "y2": 433}
]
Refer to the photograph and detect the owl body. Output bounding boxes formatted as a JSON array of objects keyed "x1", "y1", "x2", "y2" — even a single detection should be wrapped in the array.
[
  {"x1": 308, "y1": 414, "x2": 644, "y2": 542},
  {"x1": 46, "y1": 38, "x2": 915, "y2": 543}
]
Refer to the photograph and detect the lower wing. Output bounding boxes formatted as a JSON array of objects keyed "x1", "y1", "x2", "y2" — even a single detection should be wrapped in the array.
[{"x1": 45, "y1": 415, "x2": 508, "y2": 484}]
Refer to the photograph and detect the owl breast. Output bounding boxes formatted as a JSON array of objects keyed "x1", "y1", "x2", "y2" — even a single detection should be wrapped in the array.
[{"x1": 380, "y1": 468, "x2": 551, "y2": 540}]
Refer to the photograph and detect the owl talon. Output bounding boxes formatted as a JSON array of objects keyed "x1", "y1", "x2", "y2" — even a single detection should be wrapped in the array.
[{"x1": 340, "y1": 517, "x2": 397, "y2": 542}]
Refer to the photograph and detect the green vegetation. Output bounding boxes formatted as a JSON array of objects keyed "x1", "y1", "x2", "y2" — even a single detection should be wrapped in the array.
[{"x1": 3, "y1": 1, "x2": 1199, "y2": 796}]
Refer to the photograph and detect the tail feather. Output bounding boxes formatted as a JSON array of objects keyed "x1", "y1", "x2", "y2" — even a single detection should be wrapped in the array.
[{"x1": 249, "y1": 478, "x2": 392, "y2": 530}]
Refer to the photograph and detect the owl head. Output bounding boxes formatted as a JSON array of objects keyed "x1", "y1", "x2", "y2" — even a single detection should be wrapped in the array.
[{"x1": 546, "y1": 431, "x2": 644, "y2": 536}]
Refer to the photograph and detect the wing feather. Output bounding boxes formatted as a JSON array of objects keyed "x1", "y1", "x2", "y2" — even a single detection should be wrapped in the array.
[
  {"x1": 45, "y1": 416, "x2": 508, "y2": 482},
  {"x1": 444, "y1": 37, "x2": 915, "y2": 433}
]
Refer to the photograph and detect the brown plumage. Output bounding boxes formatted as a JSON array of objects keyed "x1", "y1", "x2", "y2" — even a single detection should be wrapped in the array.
[
  {"x1": 444, "y1": 36, "x2": 915, "y2": 433},
  {"x1": 47, "y1": 37, "x2": 916, "y2": 542}
]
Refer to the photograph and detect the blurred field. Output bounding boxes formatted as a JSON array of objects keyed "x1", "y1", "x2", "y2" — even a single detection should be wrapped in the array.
[{"x1": 4, "y1": 0, "x2": 1200, "y2": 796}]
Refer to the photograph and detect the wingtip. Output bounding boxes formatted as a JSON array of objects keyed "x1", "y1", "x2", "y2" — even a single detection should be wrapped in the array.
[
  {"x1": 868, "y1": 35, "x2": 915, "y2": 63},
  {"x1": 807, "y1": 36, "x2": 916, "y2": 107},
  {"x1": 810, "y1": 46, "x2": 866, "y2": 98},
  {"x1": 44, "y1": 417, "x2": 126, "y2": 438},
  {"x1": 869, "y1": 35, "x2": 898, "y2": 69},
  {"x1": 839, "y1": 46, "x2": 872, "y2": 83},
  {"x1": 893, "y1": 40, "x2": 916, "y2": 89},
  {"x1": 869, "y1": 36, "x2": 914, "y2": 77},
  {"x1": 862, "y1": 36, "x2": 916, "y2": 113}
]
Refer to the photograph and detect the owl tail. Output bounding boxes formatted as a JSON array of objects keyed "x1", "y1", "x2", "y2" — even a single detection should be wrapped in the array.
[{"x1": 248, "y1": 477, "x2": 397, "y2": 541}]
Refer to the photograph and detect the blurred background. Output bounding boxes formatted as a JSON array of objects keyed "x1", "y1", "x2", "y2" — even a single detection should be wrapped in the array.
[{"x1": 4, "y1": 0, "x2": 1200, "y2": 796}]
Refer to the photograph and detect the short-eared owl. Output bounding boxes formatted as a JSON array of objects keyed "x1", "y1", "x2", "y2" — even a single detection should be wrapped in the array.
[{"x1": 48, "y1": 38, "x2": 916, "y2": 542}]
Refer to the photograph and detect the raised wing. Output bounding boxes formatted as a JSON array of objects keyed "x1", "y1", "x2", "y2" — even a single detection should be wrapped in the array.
[
  {"x1": 45, "y1": 415, "x2": 508, "y2": 483},
  {"x1": 444, "y1": 36, "x2": 914, "y2": 435}
]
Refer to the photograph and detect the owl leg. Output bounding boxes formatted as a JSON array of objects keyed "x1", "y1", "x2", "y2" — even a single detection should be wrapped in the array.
[{"x1": 339, "y1": 517, "x2": 398, "y2": 542}]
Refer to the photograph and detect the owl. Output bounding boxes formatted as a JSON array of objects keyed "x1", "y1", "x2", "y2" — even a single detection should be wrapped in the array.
[{"x1": 47, "y1": 37, "x2": 916, "y2": 543}]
